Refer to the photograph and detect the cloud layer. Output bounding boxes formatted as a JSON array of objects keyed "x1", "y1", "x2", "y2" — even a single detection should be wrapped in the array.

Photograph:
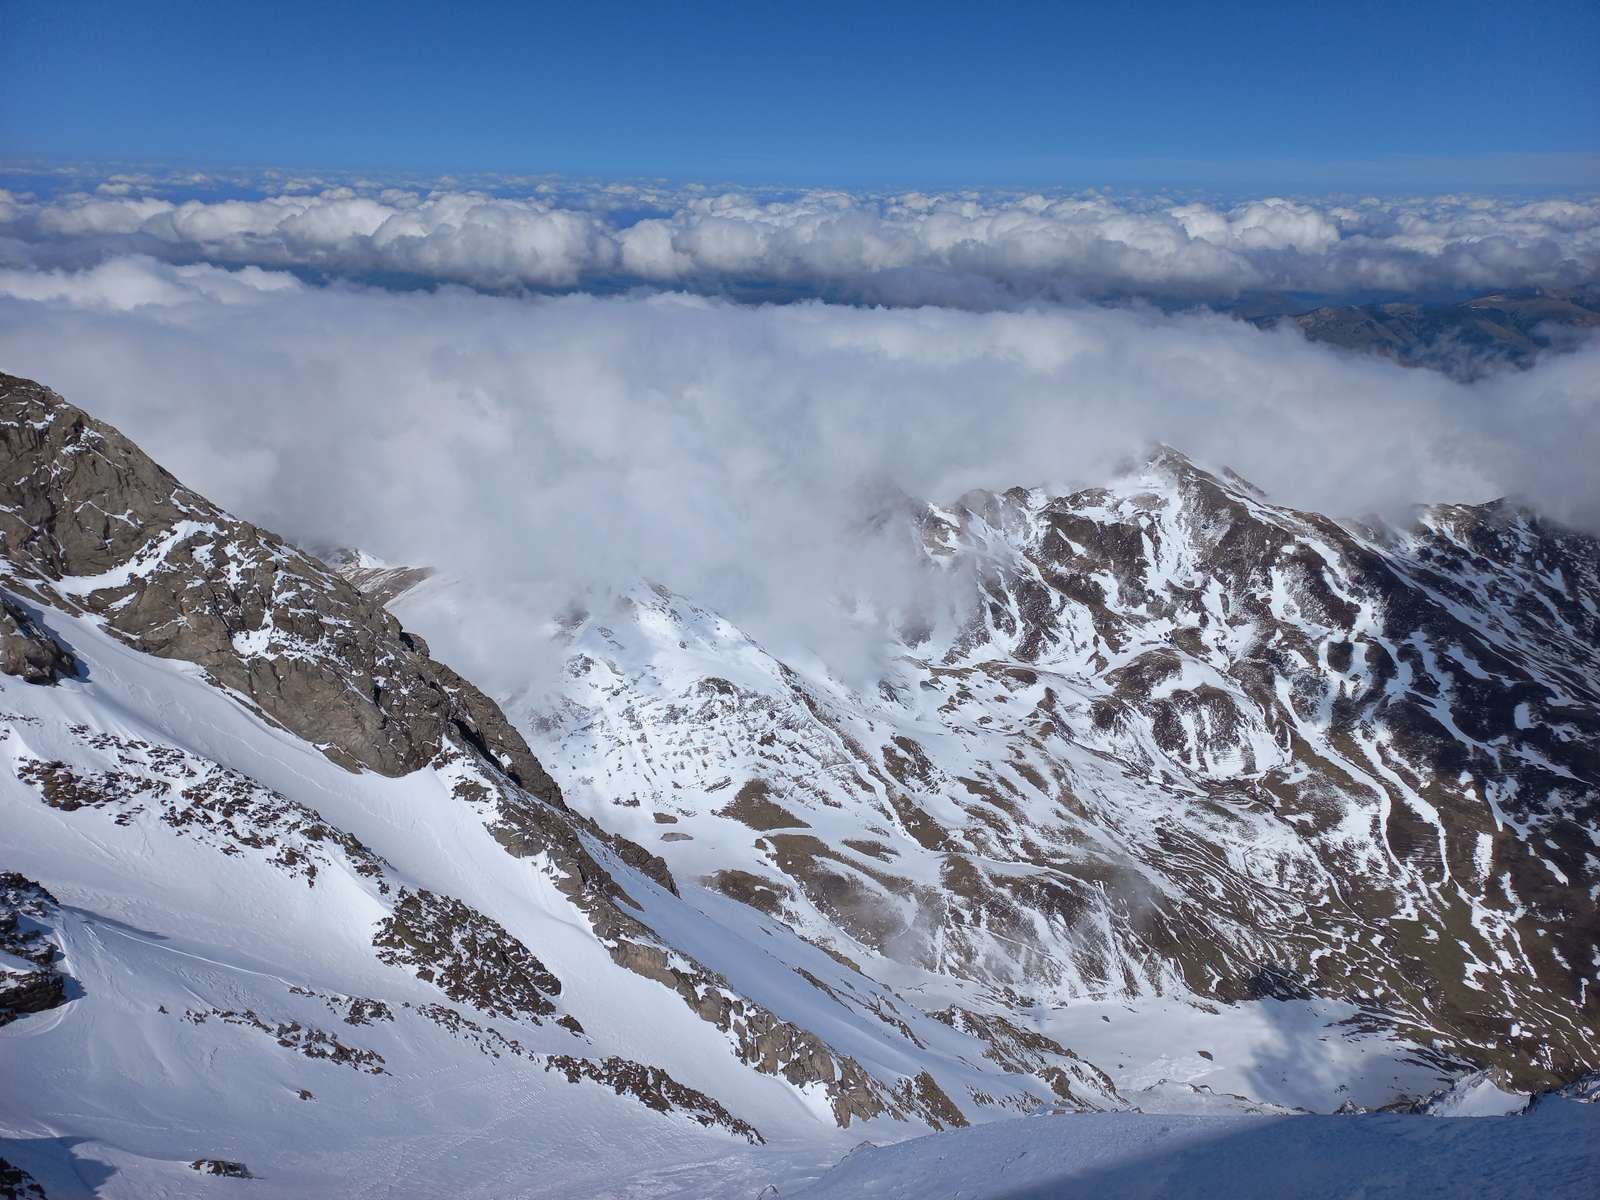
[
  {"x1": 1, "y1": 253, "x2": 1595, "y2": 688},
  {"x1": 3, "y1": 169, "x2": 1597, "y2": 305}
]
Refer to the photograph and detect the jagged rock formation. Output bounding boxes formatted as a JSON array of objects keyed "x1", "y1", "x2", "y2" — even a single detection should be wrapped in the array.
[
  {"x1": 373, "y1": 887, "x2": 562, "y2": 1021},
  {"x1": 0, "y1": 598, "x2": 74, "y2": 684},
  {"x1": 0, "y1": 372, "x2": 552, "y2": 793},
  {"x1": 188, "y1": 1160, "x2": 253, "y2": 1178},
  {"x1": 0, "y1": 1158, "x2": 47, "y2": 1200},
  {"x1": 0, "y1": 874, "x2": 68, "y2": 1027},
  {"x1": 543, "y1": 1056, "x2": 765, "y2": 1143}
]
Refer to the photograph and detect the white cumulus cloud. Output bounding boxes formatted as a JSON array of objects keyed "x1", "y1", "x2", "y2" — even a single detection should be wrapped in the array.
[
  {"x1": 0, "y1": 254, "x2": 1595, "y2": 688},
  {"x1": 2, "y1": 171, "x2": 1595, "y2": 304}
]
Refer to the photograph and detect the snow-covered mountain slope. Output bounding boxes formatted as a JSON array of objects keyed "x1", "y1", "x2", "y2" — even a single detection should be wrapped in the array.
[
  {"x1": 0, "y1": 373, "x2": 1145, "y2": 1198},
  {"x1": 3, "y1": 366, "x2": 1596, "y2": 1196},
  {"x1": 789, "y1": 1099, "x2": 1600, "y2": 1200},
  {"x1": 390, "y1": 449, "x2": 1600, "y2": 1101}
]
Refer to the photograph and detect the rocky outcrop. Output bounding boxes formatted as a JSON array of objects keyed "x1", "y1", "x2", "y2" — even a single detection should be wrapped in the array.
[
  {"x1": 0, "y1": 1158, "x2": 47, "y2": 1200},
  {"x1": 0, "y1": 372, "x2": 555, "y2": 795},
  {"x1": 0, "y1": 873, "x2": 69, "y2": 1027},
  {"x1": 182, "y1": 1006, "x2": 388, "y2": 1074},
  {"x1": 0, "y1": 968, "x2": 64, "y2": 1027},
  {"x1": 188, "y1": 1160, "x2": 252, "y2": 1178},
  {"x1": 373, "y1": 888, "x2": 561, "y2": 1022},
  {"x1": 543, "y1": 1055, "x2": 764, "y2": 1143},
  {"x1": 0, "y1": 596, "x2": 73, "y2": 684},
  {"x1": 931, "y1": 1007, "x2": 1123, "y2": 1111},
  {"x1": 12, "y1": 726, "x2": 392, "y2": 887}
]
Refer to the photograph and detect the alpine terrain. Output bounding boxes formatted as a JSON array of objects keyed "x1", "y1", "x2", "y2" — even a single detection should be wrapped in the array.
[{"x1": 1, "y1": 370, "x2": 1597, "y2": 1197}]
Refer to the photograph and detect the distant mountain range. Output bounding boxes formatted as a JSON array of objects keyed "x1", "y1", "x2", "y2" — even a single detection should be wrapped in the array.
[{"x1": 1255, "y1": 287, "x2": 1600, "y2": 378}]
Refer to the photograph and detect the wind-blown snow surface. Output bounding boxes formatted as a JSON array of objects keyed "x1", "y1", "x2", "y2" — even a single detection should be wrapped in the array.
[
  {"x1": 789, "y1": 1100, "x2": 1600, "y2": 1200},
  {"x1": 0, "y1": 608, "x2": 814, "y2": 1197},
  {"x1": 1, "y1": 603, "x2": 1127, "y2": 1196}
]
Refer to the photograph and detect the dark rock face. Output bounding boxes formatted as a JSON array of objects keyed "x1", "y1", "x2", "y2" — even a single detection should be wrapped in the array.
[
  {"x1": 189, "y1": 1160, "x2": 252, "y2": 1178},
  {"x1": 373, "y1": 888, "x2": 561, "y2": 1021},
  {"x1": 12, "y1": 726, "x2": 392, "y2": 886},
  {"x1": 0, "y1": 1157, "x2": 47, "y2": 1200},
  {"x1": 0, "y1": 970, "x2": 65, "y2": 1025},
  {"x1": 543, "y1": 1055, "x2": 765, "y2": 1143},
  {"x1": 0, "y1": 873, "x2": 69, "y2": 1027},
  {"x1": 0, "y1": 596, "x2": 74, "y2": 683},
  {"x1": 183, "y1": 1006, "x2": 388, "y2": 1074},
  {"x1": 0, "y1": 372, "x2": 555, "y2": 797}
]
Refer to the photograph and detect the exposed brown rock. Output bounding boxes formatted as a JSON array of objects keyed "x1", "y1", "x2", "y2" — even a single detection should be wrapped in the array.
[
  {"x1": 373, "y1": 888, "x2": 560, "y2": 1021},
  {"x1": 0, "y1": 595, "x2": 74, "y2": 683},
  {"x1": 544, "y1": 1055, "x2": 764, "y2": 1143},
  {"x1": 0, "y1": 372, "x2": 556, "y2": 796},
  {"x1": 718, "y1": 779, "x2": 810, "y2": 831}
]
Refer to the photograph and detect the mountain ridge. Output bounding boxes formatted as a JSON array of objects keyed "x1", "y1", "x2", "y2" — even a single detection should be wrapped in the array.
[
  {"x1": 1254, "y1": 286, "x2": 1600, "y2": 378},
  {"x1": 383, "y1": 439, "x2": 1600, "y2": 1091},
  {"x1": 1, "y1": 368, "x2": 1596, "y2": 1196}
]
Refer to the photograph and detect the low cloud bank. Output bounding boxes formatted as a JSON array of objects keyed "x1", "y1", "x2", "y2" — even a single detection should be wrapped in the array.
[
  {"x1": 0, "y1": 254, "x2": 1595, "y2": 688},
  {"x1": 2, "y1": 171, "x2": 1597, "y2": 305}
]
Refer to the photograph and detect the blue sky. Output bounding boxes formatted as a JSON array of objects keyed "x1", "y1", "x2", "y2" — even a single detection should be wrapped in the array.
[{"x1": 2, "y1": 0, "x2": 1597, "y2": 189}]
